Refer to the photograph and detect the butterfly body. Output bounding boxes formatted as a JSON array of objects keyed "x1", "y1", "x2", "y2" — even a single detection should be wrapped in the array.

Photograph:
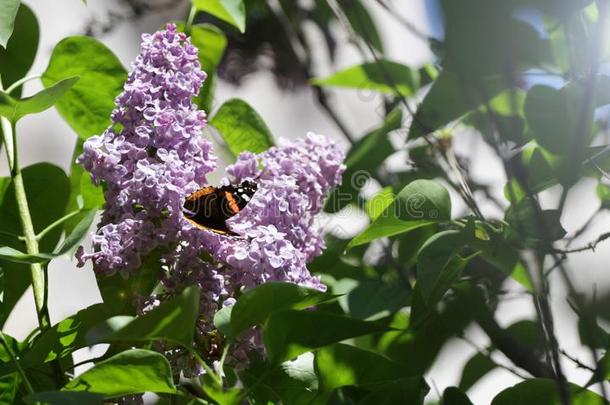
[{"x1": 183, "y1": 180, "x2": 258, "y2": 235}]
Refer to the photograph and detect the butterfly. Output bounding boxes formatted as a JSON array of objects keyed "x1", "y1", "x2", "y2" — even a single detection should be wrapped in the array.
[{"x1": 183, "y1": 180, "x2": 258, "y2": 235}]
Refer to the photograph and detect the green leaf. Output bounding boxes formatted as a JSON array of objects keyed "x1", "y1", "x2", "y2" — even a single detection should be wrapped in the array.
[
  {"x1": 263, "y1": 309, "x2": 388, "y2": 363},
  {"x1": 0, "y1": 77, "x2": 78, "y2": 122},
  {"x1": 192, "y1": 0, "x2": 246, "y2": 33},
  {"x1": 210, "y1": 98, "x2": 274, "y2": 156},
  {"x1": 441, "y1": 0, "x2": 551, "y2": 79},
  {"x1": 314, "y1": 344, "x2": 428, "y2": 404},
  {"x1": 62, "y1": 349, "x2": 176, "y2": 396},
  {"x1": 312, "y1": 60, "x2": 417, "y2": 96},
  {"x1": 241, "y1": 354, "x2": 318, "y2": 405},
  {"x1": 339, "y1": 0, "x2": 384, "y2": 53},
  {"x1": 230, "y1": 282, "x2": 333, "y2": 339},
  {"x1": 597, "y1": 183, "x2": 610, "y2": 209},
  {"x1": 63, "y1": 140, "x2": 104, "y2": 236},
  {"x1": 20, "y1": 304, "x2": 114, "y2": 367},
  {"x1": 0, "y1": 246, "x2": 54, "y2": 264},
  {"x1": 97, "y1": 251, "x2": 163, "y2": 315},
  {"x1": 53, "y1": 209, "x2": 96, "y2": 256},
  {"x1": 365, "y1": 187, "x2": 395, "y2": 220},
  {"x1": 0, "y1": 4, "x2": 38, "y2": 96},
  {"x1": 443, "y1": 387, "x2": 474, "y2": 405},
  {"x1": 408, "y1": 71, "x2": 507, "y2": 139},
  {"x1": 458, "y1": 353, "x2": 496, "y2": 391},
  {"x1": 0, "y1": 209, "x2": 94, "y2": 264},
  {"x1": 25, "y1": 391, "x2": 104, "y2": 405},
  {"x1": 325, "y1": 108, "x2": 402, "y2": 213},
  {"x1": 87, "y1": 286, "x2": 200, "y2": 348},
  {"x1": 491, "y1": 379, "x2": 605, "y2": 405},
  {"x1": 42, "y1": 36, "x2": 126, "y2": 139},
  {"x1": 347, "y1": 179, "x2": 451, "y2": 249},
  {"x1": 335, "y1": 278, "x2": 410, "y2": 321},
  {"x1": 0, "y1": 373, "x2": 19, "y2": 405},
  {"x1": 0, "y1": 0, "x2": 20, "y2": 48},
  {"x1": 504, "y1": 197, "x2": 566, "y2": 247},
  {"x1": 213, "y1": 304, "x2": 233, "y2": 337},
  {"x1": 416, "y1": 230, "x2": 471, "y2": 306}
]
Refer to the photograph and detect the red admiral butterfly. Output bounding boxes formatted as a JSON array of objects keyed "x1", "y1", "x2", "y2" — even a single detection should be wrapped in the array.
[{"x1": 183, "y1": 180, "x2": 258, "y2": 235}]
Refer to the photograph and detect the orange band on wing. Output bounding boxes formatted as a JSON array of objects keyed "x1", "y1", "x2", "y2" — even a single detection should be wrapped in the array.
[{"x1": 220, "y1": 191, "x2": 241, "y2": 215}]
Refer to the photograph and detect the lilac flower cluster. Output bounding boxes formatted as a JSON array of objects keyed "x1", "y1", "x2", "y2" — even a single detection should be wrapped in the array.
[
  {"x1": 77, "y1": 24, "x2": 345, "y2": 368},
  {"x1": 206, "y1": 134, "x2": 345, "y2": 291},
  {"x1": 77, "y1": 23, "x2": 215, "y2": 276}
]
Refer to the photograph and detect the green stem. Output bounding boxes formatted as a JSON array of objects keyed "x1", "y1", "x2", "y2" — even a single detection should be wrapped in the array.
[
  {"x1": 36, "y1": 210, "x2": 81, "y2": 241},
  {"x1": 185, "y1": 5, "x2": 197, "y2": 36},
  {"x1": 4, "y1": 75, "x2": 42, "y2": 95},
  {"x1": 0, "y1": 332, "x2": 34, "y2": 395},
  {"x1": 1, "y1": 119, "x2": 49, "y2": 328}
]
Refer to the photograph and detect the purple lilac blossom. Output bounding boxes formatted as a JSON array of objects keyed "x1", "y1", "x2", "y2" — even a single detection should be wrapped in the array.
[{"x1": 76, "y1": 23, "x2": 346, "y2": 369}]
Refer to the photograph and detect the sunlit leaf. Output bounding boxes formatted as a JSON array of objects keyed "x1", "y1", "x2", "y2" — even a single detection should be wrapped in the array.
[
  {"x1": 42, "y1": 36, "x2": 126, "y2": 139},
  {"x1": 347, "y1": 179, "x2": 450, "y2": 249},
  {"x1": 192, "y1": 0, "x2": 246, "y2": 33},
  {"x1": 0, "y1": 77, "x2": 78, "y2": 122},
  {"x1": 229, "y1": 282, "x2": 333, "y2": 339},
  {"x1": 62, "y1": 349, "x2": 176, "y2": 396},
  {"x1": 0, "y1": 0, "x2": 20, "y2": 48},
  {"x1": 210, "y1": 98, "x2": 274, "y2": 156},
  {"x1": 312, "y1": 60, "x2": 417, "y2": 96},
  {"x1": 87, "y1": 286, "x2": 199, "y2": 348}
]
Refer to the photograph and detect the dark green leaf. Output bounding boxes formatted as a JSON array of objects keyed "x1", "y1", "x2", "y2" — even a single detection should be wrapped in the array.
[
  {"x1": 210, "y1": 98, "x2": 274, "y2": 156},
  {"x1": 505, "y1": 198, "x2": 566, "y2": 247},
  {"x1": 0, "y1": 163, "x2": 69, "y2": 325},
  {"x1": 87, "y1": 286, "x2": 199, "y2": 348},
  {"x1": 192, "y1": 0, "x2": 246, "y2": 33},
  {"x1": 0, "y1": 0, "x2": 20, "y2": 48},
  {"x1": 325, "y1": 108, "x2": 401, "y2": 213},
  {"x1": 97, "y1": 251, "x2": 163, "y2": 315},
  {"x1": 491, "y1": 379, "x2": 604, "y2": 404},
  {"x1": 408, "y1": 71, "x2": 507, "y2": 139},
  {"x1": 416, "y1": 230, "x2": 471, "y2": 306},
  {"x1": 314, "y1": 344, "x2": 428, "y2": 403},
  {"x1": 25, "y1": 391, "x2": 104, "y2": 405},
  {"x1": 62, "y1": 349, "x2": 176, "y2": 396},
  {"x1": 0, "y1": 77, "x2": 78, "y2": 122},
  {"x1": 230, "y1": 282, "x2": 333, "y2": 338},
  {"x1": 339, "y1": 0, "x2": 384, "y2": 53},
  {"x1": 0, "y1": 4, "x2": 38, "y2": 96},
  {"x1": 42, "y1": 36, "x2": 126, "y2": 139},
  {"x1": 458, "y1": 353, "x2": 496, "y2": 391},
  {"x1": 443, "y1": 387, "x2": 474, "y2": 405},
  {"x1": 347, "y1": 179, "x2": 451, "y2": 249},
  {"x1": 0, "y1": 372, "x2": 19, "y2": 405},
  {"x1": 63, "y1": 140, "x2": 104, "y2": 236},
  {"x1": 53, "y1": 209, "x2": 96, "y2": 256},
  {"x1": 263, "y1": 310, "x2": 388, "y2": 363},
  {"x1": 336, "y1": 278, "x2": 410, "y2": 321},
  {"x1": 312, "y1": 60, "x2": 417, "y2": 96},
  {"x1": 241, "y1": 354, "x2": 318, "y2": 405},
  {"x1": 441, "y1": 0, "x2": 551, "y2": 78}
]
